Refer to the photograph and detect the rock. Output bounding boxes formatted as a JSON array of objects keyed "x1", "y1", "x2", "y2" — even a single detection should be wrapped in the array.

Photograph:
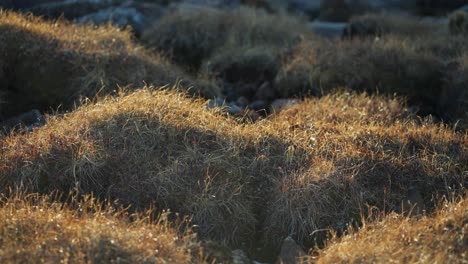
[
  {"x1": 78, "y1": 6, "x2": 149, "y2": 36},
  {"x1": 270, "y1": 99, "x2": 300, "y2": 113},
  {"x1": 0, "y1": 109, "x2": 46, "y2": 134},
  {"x1": 254, "y1": 81, "x2": 276, "y2": 101},
  {"x1": 308, "y1": 21, "x2": 347, "y2": 38},
  {"x1": 232, "y1": 249, "x2": 251, "y2": 264},
  {"x1": 276, "y1": 236, "x2": 306, "y2": 264}
]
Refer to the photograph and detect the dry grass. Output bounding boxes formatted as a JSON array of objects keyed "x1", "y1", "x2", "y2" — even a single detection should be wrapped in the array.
[
  {"x1": 142, "y1": 7, "x2": 310, "y2": 72},
  {"x1": 0, "y1": 87, "x2": 287, "y2": 248},
  {"x1": 0, "y1": 190, "x2": 200, "y2": 264},
  {"x1": 311, "y1": 194, "x2": 468, "y2": 263},
  {"x1": 259, "y1": 92, "x2": 467, "y2": 251},
  {"x1": 1, "y1": 87, "x2": 466, "y2": 259},
  {"x1": 0, "y1": 10, "x2": 218, "y2": 118}
]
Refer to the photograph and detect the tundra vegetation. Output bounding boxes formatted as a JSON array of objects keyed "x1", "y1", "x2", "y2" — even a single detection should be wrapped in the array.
[{"x1": 0, "y1": 4, "x2": 466, "y2": 264}]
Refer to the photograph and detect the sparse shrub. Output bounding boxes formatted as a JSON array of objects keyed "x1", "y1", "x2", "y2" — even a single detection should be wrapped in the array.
[{"x1": 449, "y1": 10, "x2": 468, "y2": 35}]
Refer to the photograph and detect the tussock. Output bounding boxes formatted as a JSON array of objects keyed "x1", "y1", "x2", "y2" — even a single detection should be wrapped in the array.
[
  {"x1": 1, "y1": 88, "x2": 465, "y2": 257},
  {"x1": 312, "y1": 195, "x2": 468, "y2": 263},
  {"x1": 0, "y1": 87, "x2": 293, "y2": 248},
  {"x1": 0, "y1": 191, "x2": 200, "y2": 264},
  {"x1": 259, "y1": 92, "x2": 467, "y2": 251},
  {"x1": 0, "y1": 10, "x2": 217, "y2": 118},
  {"x1": 142, "y1": 7, "x2": 310, "y2": 72}
]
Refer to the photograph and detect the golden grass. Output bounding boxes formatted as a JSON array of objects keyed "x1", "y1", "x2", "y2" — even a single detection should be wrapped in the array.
[
  {"x1": 312, "y1": 194, "x2": 468, "y2": 263},
  {"x1": 0, "y1": 87, "x2": 272, "y2": 247},
  {"x1": 0, "y1": 191, "x2": 200, "y2": 264},
  {"x1": 259, "y1": 92, "x2": 467, "y2": 251},
  {"x1": 1, "y1": 87, "x2": 466, "y2": 258}
]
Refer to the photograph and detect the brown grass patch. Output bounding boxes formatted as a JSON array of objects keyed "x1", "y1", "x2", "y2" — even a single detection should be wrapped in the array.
[
  {"x1": 0, "y1": 191, "x2": 200, "y2": 264},
  {"x1": 311, "y1": 194, "x2": 468, "y2": 263},
  {"x1": 1, "y1": 87, "x2": 465, "y2": 260},
  {"x1": 260, "y1": 92, "x2": 467, "y2": 252},
  {"x1": 0, "y1": 87, "x2": 296, "y2": 248}
]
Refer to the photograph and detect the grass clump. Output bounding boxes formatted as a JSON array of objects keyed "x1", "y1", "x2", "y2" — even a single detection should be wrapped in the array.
[
  {"x1": 142, "y1": 7, "x2": 310, "y2": 72},
  {"x1": 259, "y1": 92, "x2": 467, "y2": 252},
  {"x1": 275, "y1": 38, "x2": 444, "y2": 114},
  {"x1": 0, "y1": 10, "x2": 217, "y2": 118},
  {"x1": 2, "y1": 87, "x2": 465, "y2": 259},
  {"x1": 0, "y1": 87, "x2": 296, "y2": 248},
  {"x1": 0, "y1": 191, "x2": 200, "y2": 264},
  {"x1": 312, "y1": 195, "x2": 468, "y2": 263}
]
